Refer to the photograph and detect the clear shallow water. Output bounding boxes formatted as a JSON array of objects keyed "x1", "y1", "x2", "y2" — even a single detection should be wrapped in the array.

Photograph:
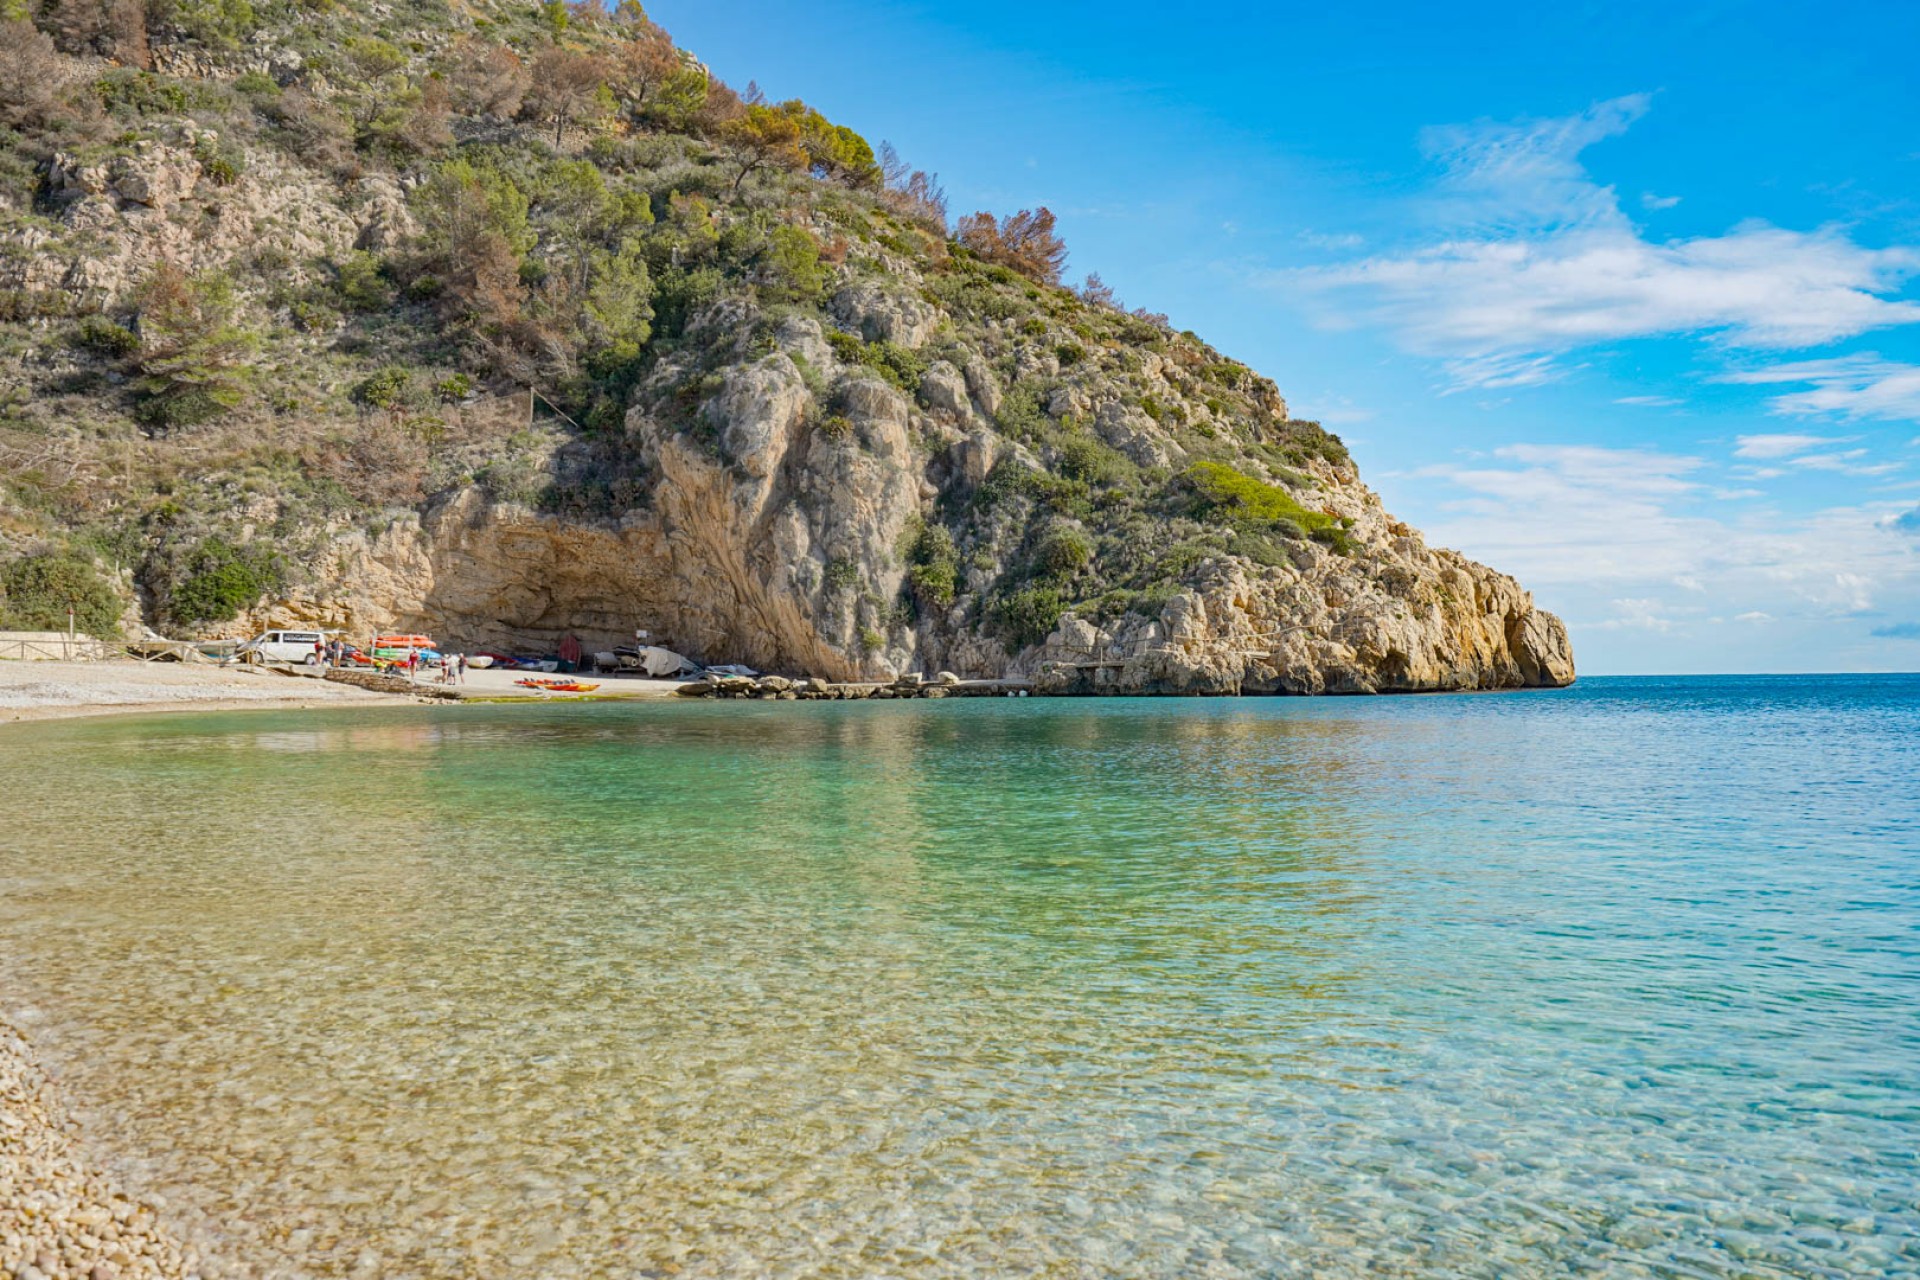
[{"x1": 1, "y1": 676, "x2": 1916, "y2": 1279}]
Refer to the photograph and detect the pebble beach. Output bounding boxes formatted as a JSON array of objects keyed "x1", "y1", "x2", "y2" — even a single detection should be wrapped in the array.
[{"x1": 0, "y1": 661, "x2": 410, "y2": 725}]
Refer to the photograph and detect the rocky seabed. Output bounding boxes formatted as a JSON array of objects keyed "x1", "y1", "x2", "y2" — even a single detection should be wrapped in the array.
[{"x1": 1, "y1": 1018, "x2": 197, "y2": 1280}]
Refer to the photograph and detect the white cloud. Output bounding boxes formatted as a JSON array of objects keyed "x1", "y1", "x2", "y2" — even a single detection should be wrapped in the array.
[
  {"x1": 1289, "y1": 97, "x2": 1920, "y2": 387},
  {"x1": 1591, "y1": 598, "x2": 1681, "y2": 632},
  {"x1": 1439, "y1": 352, "x2": 1563, "y2": 391},
  {"x1": 1787, "y1": 449, "x2": 1903, "y2": 477},
  {"x1": 1299, "y1": 229, "x2": 1365, "y2": 251},
  {"x1": 1721, "y1": 355, "x2": 1920, "y2": 424},
  {"x1": 1733, "y1": 433, "x2": 1845, "y2": 459},
  {"x1": 1616, "y1": 394, "x2": 1684, "y2": 407},
  {"x1": 1412, "y1": 444, "x2": 1920, "y2": 621},
  {"x1": 1641, "y1": 193, "x2": 1682, "y2": 211},
  {"x1": 1735, "y1": 611, "x2": 1773, "y2": 623}
]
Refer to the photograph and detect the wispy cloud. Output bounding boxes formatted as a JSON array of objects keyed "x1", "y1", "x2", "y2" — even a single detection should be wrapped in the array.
[
  {"x1": 1414, "y1": 443, "x2": 1920, "y2": 621},
  {"x1": 1590, "y1": 597, "x2": 1682, "y2": 632},
  {"x1": 1288, "y1": 97, "x2": 1920, "y2": 388},
  {"x1": 1615, "y1": 394, "x2": 1683, "y2": 407},
  {"x1": 1720, "y1": 355, "x2": 1920, "y2": 424},
  {"x1": 1733, "y1": 433, "x2": 1846, "y2": 459},
  {"x1": 1786, "y1": 449, "x2": 1902, "y2": 477},
  {"x1": 1641, "y1": 192, "x2": 1682, "y2": 211},
  {"x1": 1298, "y1": 229, "x2": 1364, "y2": 251}
]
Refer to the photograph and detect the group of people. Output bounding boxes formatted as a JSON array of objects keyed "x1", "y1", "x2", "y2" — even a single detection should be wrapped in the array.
[{"x1": 310, "y1": 637, "x2": 469, "y2": 683}]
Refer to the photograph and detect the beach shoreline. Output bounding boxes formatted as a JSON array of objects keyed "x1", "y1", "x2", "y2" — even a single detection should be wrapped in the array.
[{"x1": 0, "y1": 660, "x2": 683, "y2": 727}]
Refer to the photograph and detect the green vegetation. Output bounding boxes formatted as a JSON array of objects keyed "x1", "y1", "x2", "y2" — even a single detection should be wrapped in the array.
[
  {"x1": 0, "y1": 554, "x2": 121, "y2": 636},
  {"x1": 903, "y1": 520, "x2": 958, "y2": 610},
  {"x1": 132, "y1": 266, "x2": 256, "y2": 431},
  {"x1": 167, "y1": 537, "x2": 285, "y2": 626},
  {"x1": 0, "y1": 0, "x2": 1375, "y2": 651},
  {"x1": 990, "y1": 585, "x2": 1065, "y2": 650},
  {"x1": 1186, "y1": 461, "x2": 1355, "y2": 555}
]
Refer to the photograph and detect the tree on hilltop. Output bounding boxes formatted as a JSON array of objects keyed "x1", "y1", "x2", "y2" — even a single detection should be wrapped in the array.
[
  {"x1": 956, "y1": 207, "x2": 1068, "y2": 285},
  {"x1": 719, "y1": 102, "x2": 806, "y2": 193},
  {"x1": 607, "y1": 22, "x2": 679, "y2": 118}
]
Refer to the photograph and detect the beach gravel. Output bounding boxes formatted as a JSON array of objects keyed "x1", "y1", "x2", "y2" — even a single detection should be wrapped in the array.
[{"x1": 1, "y1": 1017, "x2": 197, "y2": 1280}]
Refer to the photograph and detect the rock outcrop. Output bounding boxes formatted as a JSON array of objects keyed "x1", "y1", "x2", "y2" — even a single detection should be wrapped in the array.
[{"x1": 0, "y1": 2, "x2": 1572, "y2": 696}]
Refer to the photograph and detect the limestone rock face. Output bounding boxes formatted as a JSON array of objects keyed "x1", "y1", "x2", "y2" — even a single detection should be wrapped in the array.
[
  {"x1": 830, "y1": 283, "x2": 938, "y2": 349},
  {"x1": 7, "y1": 136, "x2": 356, "y2": 306},
  {"x1": 228, "y1": 329, "x2": 1573, "y2": 691},
  {"x1": 1023, "y1": 527, "x2": 1574, "y2": 695}
]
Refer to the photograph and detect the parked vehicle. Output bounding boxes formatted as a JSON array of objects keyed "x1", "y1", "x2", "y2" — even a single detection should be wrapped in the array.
[{"x1": 238, "y1": 630, "x2": 328, "y2": 665}]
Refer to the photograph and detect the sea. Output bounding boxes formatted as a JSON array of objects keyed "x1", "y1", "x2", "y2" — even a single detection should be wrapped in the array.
[{"x1": 1, "y1": 674, "x2": 1915, "y2": 1278}]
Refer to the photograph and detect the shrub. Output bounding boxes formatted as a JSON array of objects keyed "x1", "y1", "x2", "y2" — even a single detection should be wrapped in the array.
[
  {"x1": 168, "y1": 537, "x2": 283, "y2": 625},
  {"x1": 903, "y1": 520, "x2": 958, "y2": 609},
  {"x1": 823, "y1": 330, "x2": 926, "y2": 393},
  {"x1": 863, "y1": 340, "x2": 925, "y2": 392},
  {"x1": 434, "y1": 373, "x2": 473, "y2": 402},
  {"x1": 1035, "y1": 524, "x2": 1091, "y2": 577},
  {"x1": 823, "y1": 556, "x2": 860, "y2": 591},
  {"x1": 93, "y1": 69, "x2": 189, "y2": 118},
  {"x1": 1055, "y1": 435, "x2": 1133, "y2": 488},
  {"x1": 233, "y1": 70, "x2": 279, "y2": 99},
  {"x1": 757, "y1": 225, "x2": 827, "y2": 302},
  {"x1": 353, "y1": 366, "x2": 415, "y2": 411},
  {"x1": 0, "y1": 554, "x2": 121, "y2": 637},
  {"x1": 171, "y1": 0, "x2": 256, "y2": 49},
  {"x1": 332, "y1": 252, "x2": 393, "y2": 311},
  {"x1": 1185, "y1": 460, "x2": 1337, "y2": 536},
  {"x1": 1278, "y1": 417, "x2": 1351, "y2": 468},
  {"x1": 825, "y1": 329, "x2": 863, "y2": 364},
  {"x1": 191, "y1": 134, "x2": 243, "y2": 185},
  {"x1": 72, "y1": 315, "x2": 139, "y2": 357},
  {"x1": 991, "y1": 584, "x2": 1065, "y2": 650}
]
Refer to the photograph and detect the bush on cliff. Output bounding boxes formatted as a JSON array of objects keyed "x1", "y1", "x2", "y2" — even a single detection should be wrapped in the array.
[
  {"x1": 166, "y1": 537, "x2": 285, "y2": 626},
  {"x1": 1185, "y1": 460, "x2": 1336, "y2": 536}
]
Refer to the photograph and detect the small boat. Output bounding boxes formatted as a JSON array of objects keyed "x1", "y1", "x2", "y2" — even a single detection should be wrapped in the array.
[
  {"x1": 373, "y1": 634, "x2": 436, "y2": 651},
  {"x1": 466, "y1": 655, "x2": 495, "y2": 669},
  {"x1": 515, "y1": 678, "x2": 601, "y2": 693}
]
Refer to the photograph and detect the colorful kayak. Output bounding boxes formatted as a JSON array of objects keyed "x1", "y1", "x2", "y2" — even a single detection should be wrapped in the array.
[{"x1": 515, "y1": 678, "x2": 601, "y2": 692}]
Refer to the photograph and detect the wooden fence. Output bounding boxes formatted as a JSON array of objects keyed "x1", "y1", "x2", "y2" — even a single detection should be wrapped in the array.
[{"x1": 0, "y1": 631, "x2": 112, "y2": 662}]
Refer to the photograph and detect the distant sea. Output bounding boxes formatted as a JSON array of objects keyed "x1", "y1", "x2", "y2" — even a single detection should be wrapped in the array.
[{"x1": 1, "y1": 675, "x2": 1915, "y2": 1278}]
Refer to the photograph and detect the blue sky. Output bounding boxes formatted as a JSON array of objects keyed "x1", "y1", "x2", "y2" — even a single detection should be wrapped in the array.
[{"x1": 650, "y1": 0, "x2": 1920, "y2": 674}]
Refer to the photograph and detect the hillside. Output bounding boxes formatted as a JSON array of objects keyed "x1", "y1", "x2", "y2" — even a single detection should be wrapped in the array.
[{"x1": 0, "y1": 0, "x2": 1573, "y2": 693}]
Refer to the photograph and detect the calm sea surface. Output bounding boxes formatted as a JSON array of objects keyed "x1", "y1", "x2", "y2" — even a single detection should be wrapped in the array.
[{"x1": 1, "y1": 675, "x2": 1916, "y2": 1278}]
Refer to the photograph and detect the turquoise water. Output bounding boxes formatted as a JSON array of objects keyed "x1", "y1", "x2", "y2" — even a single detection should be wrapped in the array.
[{"x1": 1, "y1": 676, "x2": 1916, "y2": 1278}]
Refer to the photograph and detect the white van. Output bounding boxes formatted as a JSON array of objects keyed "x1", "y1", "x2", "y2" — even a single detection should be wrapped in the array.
[{"x1": 239, "y1": 630, "x2": 326, "y2": 665}]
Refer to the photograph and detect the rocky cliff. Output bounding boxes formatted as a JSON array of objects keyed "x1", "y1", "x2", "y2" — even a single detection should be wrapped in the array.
[{"x1": 0, "y1": 0, "x2": 1571, "y2": 693}]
